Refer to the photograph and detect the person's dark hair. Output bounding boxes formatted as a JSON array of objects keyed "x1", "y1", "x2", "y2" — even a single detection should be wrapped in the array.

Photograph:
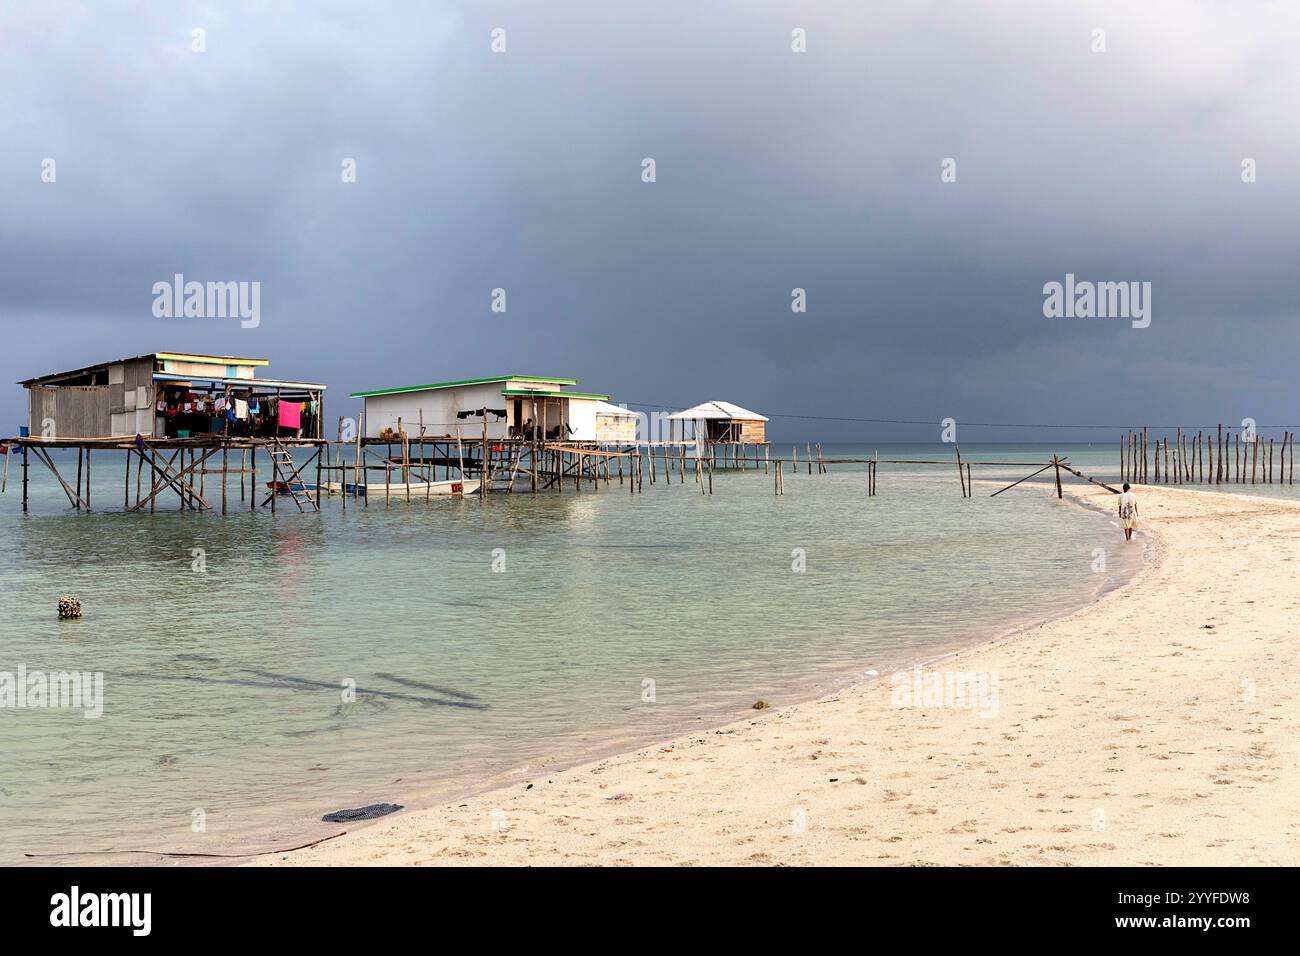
[{"x1": 1122, "y1": 483, "x2": 1131, "y2": 491}]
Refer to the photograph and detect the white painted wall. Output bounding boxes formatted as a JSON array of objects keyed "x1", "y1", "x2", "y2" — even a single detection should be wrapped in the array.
[
  {"x1": 363, "y1": 383, "x2": 512, "y2": 439},
  {"x1": 566, "y1": 398, "x2": 597, "y2": 441}
]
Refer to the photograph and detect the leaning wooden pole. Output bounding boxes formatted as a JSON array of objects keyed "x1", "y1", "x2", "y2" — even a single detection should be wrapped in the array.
[
  {"x1": 989, "y1": 460, "x2": 1057, "y2": 497},
  {"x1": 1056, "y1": 460, "x2": 1121, "y2": 494}
]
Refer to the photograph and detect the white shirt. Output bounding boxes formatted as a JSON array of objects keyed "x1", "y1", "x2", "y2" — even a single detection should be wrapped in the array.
[{"x1": 1118, "y1": 491, "x2": 1137, "y2": 516}]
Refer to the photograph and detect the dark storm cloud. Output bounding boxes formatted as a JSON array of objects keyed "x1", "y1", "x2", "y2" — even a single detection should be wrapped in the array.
[{"x1": 2, "y1": 1, "x2": 1298, "y2": 441}]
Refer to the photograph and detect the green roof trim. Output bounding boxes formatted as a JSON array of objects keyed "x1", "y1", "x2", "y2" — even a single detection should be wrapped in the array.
[
  {"x1": 350, "y1": 375, "x2": 577, "y2": 398},
  {"x1": 501, "y1": 389, "x2": 609, "y2": 400}
]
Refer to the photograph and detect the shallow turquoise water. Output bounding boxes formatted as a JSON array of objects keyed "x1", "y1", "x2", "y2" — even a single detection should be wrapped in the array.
[{"x1": 0, "y1": 441, "x2": 1218, "y2": 863}]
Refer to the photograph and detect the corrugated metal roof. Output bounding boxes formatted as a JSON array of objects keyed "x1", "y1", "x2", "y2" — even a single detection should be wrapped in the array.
[
  {"x1": 501, "y1": 389, "x2": 609, "y2": 400},
  {"x1": 593, "y1": 401, "x2": 637, "y2": 417},
  {"x1": 157, "y1": 352, "x2": 268, "y2": 366},
  {"x1": 18, "y1": 351, "x2": 268, "y2": 386},
  {"x1": 350, "y1": 375, "x2": 577, "y2": 398},
  {"x1": 667, "y1": 401, "x2": 768, "y2": 422},
  {"x1": 153, "y1": 373, "x2": 325, "y2": 391}
]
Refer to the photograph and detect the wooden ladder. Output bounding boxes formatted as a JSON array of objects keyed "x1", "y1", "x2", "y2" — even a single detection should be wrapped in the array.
[{"x1": 262, "y1": 440, "x2": 319, "y2": 512}]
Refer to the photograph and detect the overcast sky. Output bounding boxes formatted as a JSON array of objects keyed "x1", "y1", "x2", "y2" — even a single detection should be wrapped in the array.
[{"x1": 2, "y1": 1, "x2": 1298, "y2": 442}]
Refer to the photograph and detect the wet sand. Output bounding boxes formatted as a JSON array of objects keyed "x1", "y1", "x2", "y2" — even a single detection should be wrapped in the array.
[{"x1": 258, "y1": 485, "x2": 1299, "y2": 866}]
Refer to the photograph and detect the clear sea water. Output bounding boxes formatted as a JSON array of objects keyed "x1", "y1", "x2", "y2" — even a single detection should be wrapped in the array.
[{"x1": 1, "y1": 440, "x2": 1276, "y2": 864}]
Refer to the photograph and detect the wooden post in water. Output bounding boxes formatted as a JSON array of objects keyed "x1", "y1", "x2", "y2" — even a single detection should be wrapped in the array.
[
  {"x1": 480, "y1": 415, "x2": 488, "y2": 500},
  {"x1": 1217, "y1": 424, "x2": 1223, "y2": 483},
  {"x1": 402, "y1": 429, "x2": 411, "y2": 504},
  {"x1": 1053, "y1": 455, "x2": 1063, "y2": 499},
  {"x1": 337, "y1": 417, "x2": 346, "y2": 511},
  {"x1": 357, "y1": 409, "x2": 366, "y2": 507}
]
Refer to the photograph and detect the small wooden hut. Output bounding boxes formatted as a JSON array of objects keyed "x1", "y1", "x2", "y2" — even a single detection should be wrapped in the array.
[
  {"x1": 667, "y1": 401, "x2": 768, "y2": 444},
  {"x1": 19, "y1": 351, "x2": 326, "y2": 440},
  {"x1": 9, "y1": 351, "x2": 329, "y2": 515}
]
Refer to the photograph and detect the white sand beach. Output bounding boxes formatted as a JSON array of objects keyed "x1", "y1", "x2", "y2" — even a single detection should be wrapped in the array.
[{"x1": 259, "y1": 485, "x2": 1300, "y2": 866}]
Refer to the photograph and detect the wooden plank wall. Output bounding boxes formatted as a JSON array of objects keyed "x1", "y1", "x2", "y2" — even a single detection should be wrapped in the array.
[{"x1": 27, "y1": 384, "x2": 113, "y2": 438}]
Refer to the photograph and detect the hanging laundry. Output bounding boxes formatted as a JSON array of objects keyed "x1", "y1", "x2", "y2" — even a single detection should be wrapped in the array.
[
  {"x1": 278, "y1": 399, "x2": 301, "y2": 429},
  {"x1": 235, "y1": 399, "x2": 249, "y2": 420}
]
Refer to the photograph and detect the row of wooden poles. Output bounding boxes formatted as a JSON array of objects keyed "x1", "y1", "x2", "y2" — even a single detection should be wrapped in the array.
[
  {"x1": 325, "y1": 413, "x2": 841, "y2": 504},
  {"x1": 10, "y1": 439, "x2": 325, "y2": 515},
  {"x1": 321, "y1": 430, "x2": 1103, "y2": 504},
  {"x1": 1120, "y1": 426, "x2": 1295, "y2": 485},
  {"x1": 42, "y1": 423, "x2": 1289, "y2": 514}
]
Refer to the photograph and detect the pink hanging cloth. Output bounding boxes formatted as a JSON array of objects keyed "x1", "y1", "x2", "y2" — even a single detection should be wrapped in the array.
[{"x1": 278, "y1": 399, "x2": 301, "y2": 429}]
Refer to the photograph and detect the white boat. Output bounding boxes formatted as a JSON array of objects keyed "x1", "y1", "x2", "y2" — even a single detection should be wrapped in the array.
[{"x1": 321, "y1": 478, "x2": 481, "y2": 498}]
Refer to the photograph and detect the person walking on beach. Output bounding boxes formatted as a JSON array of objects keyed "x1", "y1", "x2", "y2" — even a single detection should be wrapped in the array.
[{"x1": 1118, "y1": 483, "x2": 1139, "y2": 541}]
